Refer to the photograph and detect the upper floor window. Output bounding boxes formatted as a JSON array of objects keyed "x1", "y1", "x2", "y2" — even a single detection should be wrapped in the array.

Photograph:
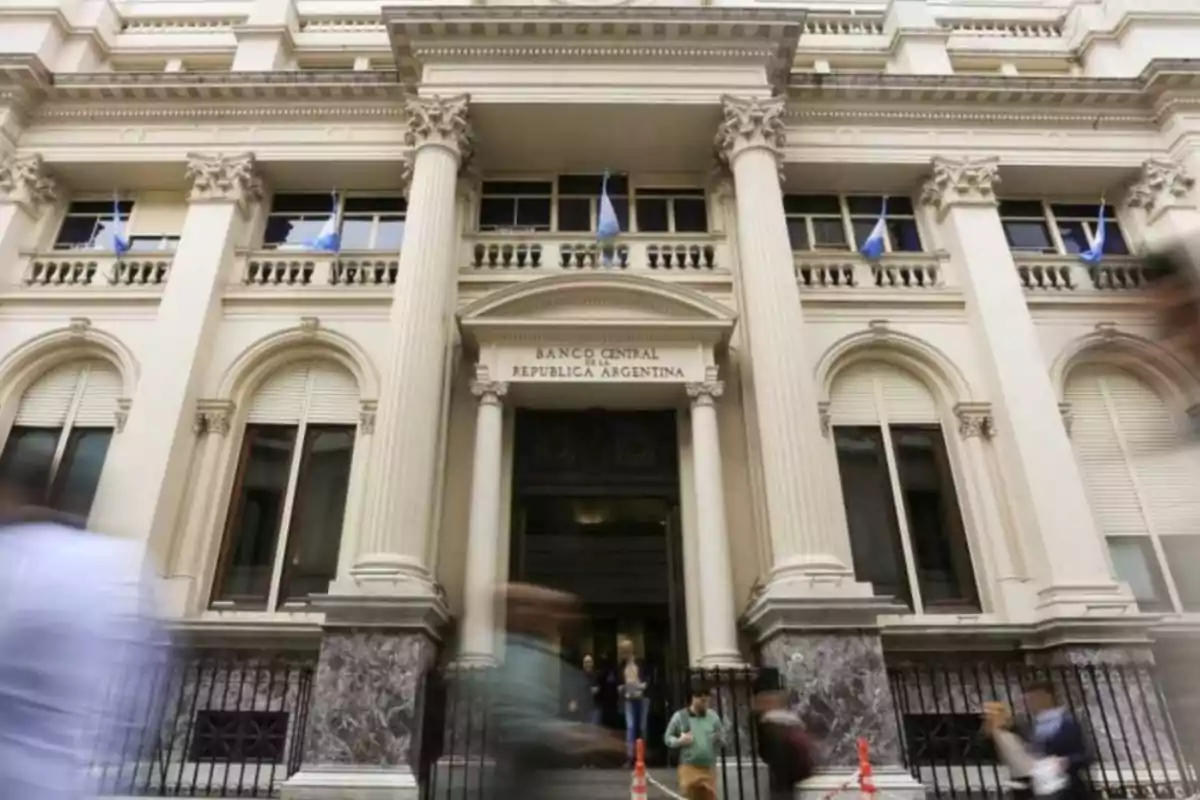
[
  {"x1": 784, "y1": 195, "x2": 923, "y2": 254},
  {"x1": 1065, "y1": 364, "x2": 1200, "y2": 614},
  {"x1": 999, "y1": 201, "x2": 1130, "y2": 257},
  {"x1": 477, "y1": 175, "x2": 708, "y2": 234},
  {"x1": 127, "y1": 235, "x2": 181, "y2": 253},
  {"x1": 263, "y1": 194, "x2": 407, "y2": 251},
  {"x1": 211, "y1": 361, "x2": 359, "y2": 612},
  {"x1": 0, "y1": 360, "x2": 119, "y2": 519},
  {"x1": 829, "y1": 361, "x2": 979, "y2": 613},
  {"x1": 53, "y1": 201, "x2": 133, "y2": 251}
]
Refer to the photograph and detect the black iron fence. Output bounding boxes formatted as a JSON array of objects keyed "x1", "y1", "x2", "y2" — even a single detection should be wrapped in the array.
[
  {"x1": 91, "y1": 648, "x2": 316, "y2": 797},
  {"x1": 421, "y1": 664, "x2": 778, "y2": 800},
  {"x1": 888, "y1": 662, "x2": 1195, "y2": 800}
]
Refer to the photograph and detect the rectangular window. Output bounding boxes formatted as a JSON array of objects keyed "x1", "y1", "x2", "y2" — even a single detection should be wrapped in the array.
[
  {"x1": 633, "y1": 188, "x2": 708, "y2": 233},
  {"x1": 834, "y1": 425, "x2": 980, "y2": 613},
  {"x1": 784, "y1": 195, "x2": 922, "y2": 253},
  {"x1": 53, "y1": 201, "x2": 134, "y2": 250},
  {"x1": 0, "y1": 426, "x2": 113, "y2": 519},
  {"x1": 1000, "y1": 200, "x2": 1132, "y2": 257},
  {"x1": 557, "y1": 174, "x2": 629, "y2": 233},
  {"x1": 189, "y1": 710, "x2": 289, "y2": 763},
  {"x1": 1107, "y1": 536, "x2": 1173, "y2": 612},
  {"x1": 1049, "y1": 203, "x2": 1130, "y2": 257},
  {"x1": 262, "y1": 194, "x2": 406, "y2": 250},
  {"x1": 478, "y1": 181, "x2": 553, "y2": 232},
  {"x1": 212, "y1": 424, "x2": 355, "y2": 610},
  {"x1": 476, "y1": 177, "x2": 708, "y2": 234}
]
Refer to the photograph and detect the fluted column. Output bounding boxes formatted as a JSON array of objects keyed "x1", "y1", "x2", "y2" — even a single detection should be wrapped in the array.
[
  {"x1": 687, "y1": 379, "x2": 742, "y2": 666},
  {"x1": 921, "y1": 157, "x2": 1134, "y2": 623},
  {"x1": 1124, "y1": 157, "x2": 1199, "y2": 245},
  {"x1": 351, "y1": 95, "x2": 471, "y2": 598},
  {"x1": 458, "y1": 374, "x2": 507, "y2": 663},
  {"x1": 0, "y1": 154, "x2": 57, "y2": 284},
  {"x1": 90, "y1": 154, "x2": 260, "y2": 573},
  {"x1": 714, "y1": 96, "x2": 868, "y2": 599}
]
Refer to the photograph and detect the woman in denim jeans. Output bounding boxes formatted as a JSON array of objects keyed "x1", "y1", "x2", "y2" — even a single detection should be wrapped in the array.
[{"x1": 614, "y1": 638, "x2": 650, "y2": 767}]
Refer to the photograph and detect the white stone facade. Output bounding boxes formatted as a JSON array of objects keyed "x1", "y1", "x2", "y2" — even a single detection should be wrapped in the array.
[{"x1": 2, "y1": 0, "x2": 1200, "y2": 666}]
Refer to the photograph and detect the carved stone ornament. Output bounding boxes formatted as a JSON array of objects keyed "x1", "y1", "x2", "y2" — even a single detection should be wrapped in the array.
[
  {"x1": 818, "y1": 400, "x2": 832, "y2": 437},
  {"x1": 68, "y1": 317, "x2": 92, "y2": 338},
  {"x1": 194, "y1": 401, "x2": 234, "y2": 437},
  {"x1": 1059, "y1": 402, "x2": 1074, "y2": 438},
  {"x1": 402, "y1": 94, "x2": 473, "y2": 183},
  {"x1": 686, "y1": 380, "x2": 725, "y2": 406},
  {"x1": 470, "y1": 379, "x2": 509, "y2": 405},
  {"x1": 955, "y1": 403, "x2": 996, "y2": 440},
  {"x1": 185, "y1": 152, "x2": 264, "y2": 209},
  {"x1": 114, "y1": 398, "x2": 132, "y2": 434},
  {"x1": 714, "y1": 95, "x2": 787, "y2": 169},
  {"x1": 1124, "y1": 157, "x2": 1196, "y2": 214},
  {"x1": 920, "y1": 156, "x2": 1001, "y2": 215},
  {"x1": 0, "y1": 153, "x2": 58, "y2": 211},
  {"x1": 359, "y1": 400, "x2": 377, "y2": 434}
]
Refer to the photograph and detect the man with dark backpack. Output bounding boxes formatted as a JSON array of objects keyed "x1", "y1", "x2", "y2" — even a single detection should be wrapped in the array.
[{"x1": 755, "y1": 689, "x2": 819, "y2": 800}]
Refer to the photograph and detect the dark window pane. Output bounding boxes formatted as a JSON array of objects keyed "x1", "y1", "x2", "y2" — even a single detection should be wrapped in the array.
[
  {"x1": 610, "y1": 197, "x2": 630, "y2": 232},
  {"x1": 636, "y1": 188, "x2": 704, "y2": 197},
  {"x1": 479, "y1": 197, "x2": 516, "y2": 229},
  {"x1": 1106, "y1": 225, "x2": 1130, "y2": 256},
  {"x1": 481, "y1": 181, "x2": 553, "y2": 196},
  {"x1": 890, "y1": 426, "x2": 979, "y2": 610},
  {"x1": 558, "y1": 197, "x2": 592, "y2": 232},
  {"x1": 0, "y1": 427, "x2": 60, "y2": 501},
  {"x1": 1002, "y1": 220, "x2": 1053, "y2": 252},
  {"x1": 1160, "y1": 537, "x2": 1200, "y2": 611},
  {"x1": 278, "y1": 426, "x2": 355, "y2": 606},
  {"x1": 343, "y1": 196, "x2": 406, "y2": 214},
  {"x1": 65, "y1": 201, "x2": 114, "y2": 216},
  {"x1": 673, "y1": 198, "x2": 708, "y2": 233},
  {"x1": 998, "y1": 200, "x2": 1046, "y2": 218},
  {"x1": 812, "y1": 218, "x2": 848, "y2": 248},
  {"x1": 49, "y1": 428, "x2": 113, "y2": 518},
  {"x1": 851, "y1": 219, "x2": 878, "y2": 249},
  {"x1": 263, "y1": 217, "x2": 325, "y2": 248},
  {"x1": 54, "y1": 216, "x2": 100, "y2": 248},
  {"x1": 515, "y1": 197, "x2": 552, "y2": 228},
  {"x1": 783, "y1": 195, "x2": 840, "y2": 214},
  {"x1": 786, "y1": 218, "x2": 809, "y2": 250},
  {"x1": 1058, "y1": 220, "x2": 1089, "y2": 255},
  {"x1": 888, "y1": 219, "x2": 923, "y2": 252},
  {"x1": 834, "y1": 427, "x2": 913, "y2": 607},
  {"x1": 558, "y1": 174, "x2": 628, "y2": 196},
  {"x1": 846, "y1": 196, "x2": 884, "y2": 216},
  {"x1": 1109, "y1": 536, "x2": 1173, "y2": 612},
  {"x1": 375, "y1": 219, "x2": 406, "y2": 250},
  {"x1": 635, "y1": 197, "x2": 669, "y2": 233},
  {"x1": 270, "y1": 194, "x2": 331, "y2": 214},
  {"x1": 888, "y1": 196, "x2": 915, "y2": 215},
  {"x1": 338, "y1": 218, "x2": 374, "y2": 250},
  {"x1": 213, "y1": 426, "x2": 298, "y2": 608},
  {"x1": 1049, "y1": 204, "x2": 1100, "y2": 219}
]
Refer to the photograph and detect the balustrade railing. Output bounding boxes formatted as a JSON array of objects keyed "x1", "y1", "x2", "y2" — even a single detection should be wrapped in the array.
[
  {"x1": 794, "y1": 251, "x2": 948, "y2": 290},
  {"x1": 238, "y1": 251, "x2": 399, "y2": 287},
  {"x1": 21, "y1": 253, "x2": 173, "y2": 288},
  {"x1": 461, "y1": 233, "x2": 728, "y2": 274},
  {"x1": 1014, "y1": 254, "x2": 1163, "y2": 294}
]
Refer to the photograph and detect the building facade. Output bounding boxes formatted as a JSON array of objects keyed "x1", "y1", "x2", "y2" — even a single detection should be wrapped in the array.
[{"x1": 2, "y1": 0, "x2": 1200, "y2": 797}]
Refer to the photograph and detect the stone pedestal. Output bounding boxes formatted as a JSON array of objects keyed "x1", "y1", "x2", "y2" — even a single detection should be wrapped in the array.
[{"x1": 284, "y1": 599, "x2": 448, "y2": 800}]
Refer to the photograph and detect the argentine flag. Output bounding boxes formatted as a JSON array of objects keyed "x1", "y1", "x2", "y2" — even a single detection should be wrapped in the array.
[
  {"x1": 598, "y1": 172, "x2": 621, "y2": 240},
  {"x1": 1079, "y1": 202, "x2": 1106, "y2": 266},
  {"x1": 306, "y1": 191, "x2": 341, "y2": 253},
  {"x1": 859, "y1": 197, "x2": 887, "y2": 261},
  {"x1": 110, "y1": 192, "x2": 130, "y2": 258}
]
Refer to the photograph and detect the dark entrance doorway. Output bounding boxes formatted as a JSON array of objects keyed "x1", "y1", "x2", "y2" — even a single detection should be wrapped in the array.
[{"x1": 510, "y1": 409, "x2": 687, "y2": 765}]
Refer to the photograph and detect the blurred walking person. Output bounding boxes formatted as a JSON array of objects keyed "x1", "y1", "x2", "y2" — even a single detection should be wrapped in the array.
[
  {"x1": 0, "y1": 466, "x2": 161, "y2": 800},
  {"x1": 754, "y1": 689, "x2": 818, "y2": 800}
]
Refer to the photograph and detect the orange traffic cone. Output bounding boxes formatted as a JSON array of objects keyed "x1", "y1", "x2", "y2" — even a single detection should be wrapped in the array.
[
  {"x1": 857, "y1": 738, "x2": 877, "y2": 797},
  {"x1": 631, "y1": 738, "x2": 648, "y2": 800}
]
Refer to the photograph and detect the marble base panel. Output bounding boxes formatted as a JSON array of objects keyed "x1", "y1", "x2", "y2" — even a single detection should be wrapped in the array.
[
  {"x1": 283, "y1": 627, "x2": 438, "y2": 800},
  {"x1": 759, "y1": 632, "x2": 904, "y2": 769}
]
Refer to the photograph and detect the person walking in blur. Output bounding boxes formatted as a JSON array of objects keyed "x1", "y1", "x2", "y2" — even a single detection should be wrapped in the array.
[
  {"x1": 0, "y1": 467, "x2": 160, "y2": 800},
  {"x1": 664, "y1": 685, "x2": 727, "y2": 800},
  {"x1": 754, "y1": 689, "x2": 818, "y2": 800},
  {"x1": 565, "y1": 653, "x2": 603, "y2": 727},
  {"x1": 614, "y1": 637, "x2": 651, "y2": 767}
]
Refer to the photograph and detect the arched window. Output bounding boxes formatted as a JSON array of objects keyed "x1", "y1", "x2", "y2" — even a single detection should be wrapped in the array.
[
  {"x1": 0, "y1": 359, "x2": 120, "y2": 518},
  {"x1": 829, "y1": 360, "x2": 979, "y2": 613},
  {"x1": 212, "y1": 360, "x2": 359, "y2": 611},
  {"x1": 1065, "y1": 364, "x2": 1200, "y2": 613}
]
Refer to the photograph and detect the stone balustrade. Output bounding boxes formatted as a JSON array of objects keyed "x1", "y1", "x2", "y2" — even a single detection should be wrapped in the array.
[
  {"x1": 237, "y1": 251, "x2": 399, "y2": 287},
  {"x1": 1014, "y1": 254, "x2": 1162, "y2": 295},
  {"x1": 794, "y1": 251, "x2": 950, "y2": 291},
  {"x1": 460, "y1": 233, "x2": 730, "y2": 274},
  {"x1": 19, "y1": 252, "x2": 173, "y2": 288}
]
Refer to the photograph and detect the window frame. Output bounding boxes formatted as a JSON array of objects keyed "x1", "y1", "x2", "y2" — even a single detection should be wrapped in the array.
[
  {"x1": 52, "y1": 199, "x2": 134, "y2": 251},
  {"x1": 0, "y1": 361, "x2": 116, "y2": 518},
  {"x1": 262, "y1": 193, "x2": 407, "y2": 251},
  {"x1": 1000, "y1": 200, "x2": 1130, "y2": 257},
  {"x1": 783, "y1": 194, "x2": 923, "y2": 254}
]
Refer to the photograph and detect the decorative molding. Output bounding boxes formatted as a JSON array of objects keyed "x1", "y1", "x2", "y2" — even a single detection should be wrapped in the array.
[
  {"x1": 185, "y1": 152, "x2": 263, "y2": 212},
  {"x1": 1059, "y1": 402, "x2": 1074, "y2": 438},
  {"x1": 1094, "y1": 321, "x2": 1120, "y2": 340},
  {"x1": 867, "y1": 319, "x2": 890, "y2": 337},
  {"x1": 402, "y1": 94, "x2": 472, "y2": 180},
  {"x1": 68, "y1": 317, "x2": 92, "y2": 337},
  {"x1": 194, "y1": 400, "x2": 234, "y2": 437},
  {"x1": 920, "y1": 156, "x2": 1000, "y2": 215},
  {"x1": 114, "y1": 398, "x2": 131, "y2": 434},
  {"x1": 818, "y1": 400, "x2": 832, "y2": 437},
  {"x1": 954, "y1": 402, "x2": 995, "y2": 440},
  {"x1": 359, "y1": 399, "x2": 378, "y2": 434},
  {"x1": 0, "y1": 152, "x2": 57, "y2": 212},
  {"x1": 1124, "y1": 157, "x2": 1196, "y2": 215},
  {"x1": 715, "y1": 95, "x2": 787, "y2": 173},
  {"x1": 469, "y1": 378, "x2": 509, "y2": 406},
  {"x1": 685, "y1": 380, "x2": 724, "y2": 407},
  {"x1": 299, "y1": 316, "x2": 321, "y2": 336}
]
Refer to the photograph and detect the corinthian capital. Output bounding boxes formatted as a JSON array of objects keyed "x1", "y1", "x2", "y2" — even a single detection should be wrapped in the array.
[
  {"x1": 185, "y1": 153, "x2": 263, "y2": 212},
  {"x1": 1124, "y1": 157, "x2": 1196, "y2": 216},
  {"x1": 920, "y1": 156, "x2": 1000, "y2": 216},
  {"x1": 686, "y1": 380, "x2": 725, "y2": 407},
  {"x1": 0, "y1": 153, "x2": 58, "y2": 213},
  {"x1": 715, "y1": 95, "x2": 787, "y2": 168},
  {"x1": 404, "y1": 94, "x2": 472, "y2": 160}
]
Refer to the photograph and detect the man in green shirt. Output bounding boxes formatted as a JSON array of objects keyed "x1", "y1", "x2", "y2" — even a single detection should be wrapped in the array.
[{"x1": 664, "y1": 686, "x2": 727, "y2": 800}]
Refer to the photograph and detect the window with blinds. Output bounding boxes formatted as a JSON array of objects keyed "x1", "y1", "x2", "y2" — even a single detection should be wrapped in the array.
[
  {"x1": 1064, "y1": 364, "x2": 1200, "y2": 613},
  {"x1": 212, "y1": 361, "x2": 359, "y2": 611},
  {"x1": 829, "y1": 361, "x2": 980, "y2": 613},
  {"x1": 0, "y1": 359, "x2": 120, "y2": 519}
]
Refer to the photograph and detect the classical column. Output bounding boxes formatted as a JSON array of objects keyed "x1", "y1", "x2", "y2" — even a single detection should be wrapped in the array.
[
  {"x1": 686, "y1": 378, "x2": 742, "y2": 666},
  {"x1": 458, "y1": 374, "x2": 507, "y2": 664},
  {"x1": 1124, "y1": 157, "x2": 1199, "y2": 244},
  {"x1": 921, "y1": 156, "x2": 1134, "y2": 625},
  {"x1": 713, "y1": 96, "x2": 870, "y2": 598},
  {"x1": 89, "y1": 154, "x2": 260, "y2": 574},
  {"x1": 0, "y1": 153, "x2": 57, "y2": 281},
  {"x1": 348, "y1": 95, "x2": 471, "y2": 601}
]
